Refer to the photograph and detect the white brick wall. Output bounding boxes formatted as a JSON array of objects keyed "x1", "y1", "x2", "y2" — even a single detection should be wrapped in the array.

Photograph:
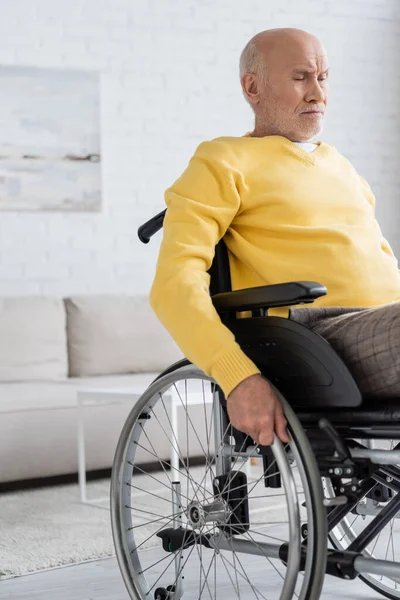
[{"x1": 0, "y1": 0, "x2": 399, "y2": 296}]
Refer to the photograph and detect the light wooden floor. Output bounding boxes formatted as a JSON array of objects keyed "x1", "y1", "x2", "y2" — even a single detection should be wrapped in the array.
[{"x1": 0, "y1": 555, "x2": 381, "y2": 600}]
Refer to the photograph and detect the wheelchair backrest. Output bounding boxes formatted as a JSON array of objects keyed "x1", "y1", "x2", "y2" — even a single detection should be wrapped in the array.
[{"x1": 138, "y1": 208, "x2": 232, "y2": 296}]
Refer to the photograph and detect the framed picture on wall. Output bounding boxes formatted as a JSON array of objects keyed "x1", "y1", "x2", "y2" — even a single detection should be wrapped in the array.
[{"x1": 0, "y1": 66, "x2": 101, "y2": 211}]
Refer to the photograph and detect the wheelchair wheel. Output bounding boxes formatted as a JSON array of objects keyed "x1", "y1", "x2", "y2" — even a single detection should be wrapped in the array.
[
  {"x1": 111, "y1": 362, "x2": 327, "y2": 600},
  {"x1": 326, "y1": 439, "x2": 400, "y2": 599}
]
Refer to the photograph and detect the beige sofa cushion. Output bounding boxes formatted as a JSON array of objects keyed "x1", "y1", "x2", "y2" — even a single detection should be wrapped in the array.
[
  {"x1": 0, "y1": 297, "x2": 68, "y2": 381},
  {"x1": 65, "y1": 295, "x2": 183, "y2": 377},
  {"x1": 0, "y1": 373, "x2": 159, "y2": 413}
]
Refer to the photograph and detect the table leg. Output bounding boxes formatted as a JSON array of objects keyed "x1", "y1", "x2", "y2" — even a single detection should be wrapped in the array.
[
  {"x1": 170, "y1": 392, "x2": 180, "y2": 478},
  {"x1": 77, "y1": 394, "x2": 87, "y2": 503}
]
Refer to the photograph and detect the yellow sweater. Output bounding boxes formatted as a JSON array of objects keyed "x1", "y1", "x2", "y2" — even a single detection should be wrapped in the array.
[{"x1": 150, "y1": 135, "x2": 400, "y2": 396}]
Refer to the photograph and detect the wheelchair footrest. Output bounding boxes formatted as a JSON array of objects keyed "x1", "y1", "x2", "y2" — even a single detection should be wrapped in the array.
[{"x1": 156, "y1": 527, "x2": 211, "y2": 552}]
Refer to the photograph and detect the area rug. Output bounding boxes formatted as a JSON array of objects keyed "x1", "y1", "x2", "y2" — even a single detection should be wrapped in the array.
[
  {"x1": 0, "y1": 463, "x2": 290, "y2": 579},
  {"x1": 0, "y1": 478, "x2": 115, "y2": 578},
  {"x1": 0, "y1": 468, "x2": 178, "y2": 579}
]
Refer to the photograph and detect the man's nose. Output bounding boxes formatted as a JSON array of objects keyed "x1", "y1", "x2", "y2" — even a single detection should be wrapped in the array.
[{"x1": 305, "y1": 79, "x2": 326, "y2": 104}]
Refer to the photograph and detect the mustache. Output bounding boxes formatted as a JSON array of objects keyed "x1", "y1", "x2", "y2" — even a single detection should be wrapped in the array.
[{"x1": 300, "y1": 107, "x2": 325, "y2": 113}]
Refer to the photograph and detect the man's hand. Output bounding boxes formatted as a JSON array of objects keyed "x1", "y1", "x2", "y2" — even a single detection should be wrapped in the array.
[{"x1": 226, "y1": 374, "x2": 290, "y2": 446}]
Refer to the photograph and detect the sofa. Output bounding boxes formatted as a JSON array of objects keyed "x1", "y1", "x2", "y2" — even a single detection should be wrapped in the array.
[{"x1": 0, "y1": 295, "x2": 186, "y2": 484}]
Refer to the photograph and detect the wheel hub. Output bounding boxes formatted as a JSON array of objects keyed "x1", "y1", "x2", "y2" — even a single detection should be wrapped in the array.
[{"x1": 186, "y1": 499, "x2": 229, "y2": 528}]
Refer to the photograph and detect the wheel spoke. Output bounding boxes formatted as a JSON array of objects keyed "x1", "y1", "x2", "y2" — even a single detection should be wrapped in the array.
[
  {"x1": 219, "y1": 549, "x2": 241, "y2": 597},
  {"x1": 216, "y1": 536, "x2": 267, "y2": 600},
  {"x1": 198, "y1": 544, "x2": 217, "y2": 599},
  {"x1": 245, "y1": 528, "x2": 287, "y2": 543},
  {"x1": 172, "y1": 382, "x2": 214, "y2": 464},
  {"x1": 244, "y1": 527, "x2": 287, "y2": 585},
  {"x1": 150, "y1": 397, "x2": 210, "y2": 504},
  {"x1": 130, "y1": 461, "x2": 206, "y2": 506},
  {"x1": 127, "y1": 482, "x2": 178, "y2": 505},
  {"x1": 145, "y1": 543, "x2": 197, "y2": 593},
  {"x1": 130, "y1": 514, "x2": 177, "y2": 551},
  {"x1": 126, "y1": 505, "x2": 185, "y2": 522}
]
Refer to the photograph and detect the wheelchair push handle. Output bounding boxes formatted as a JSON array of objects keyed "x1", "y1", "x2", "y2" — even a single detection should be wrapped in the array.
[{"x1": 138, "y1": 209, "x2": 166, "y2": 244}]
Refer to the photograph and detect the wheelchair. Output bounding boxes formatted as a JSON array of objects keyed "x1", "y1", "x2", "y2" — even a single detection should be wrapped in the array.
[{"x1": 110, "y1": 209, "x2": 400, "y2": 600}]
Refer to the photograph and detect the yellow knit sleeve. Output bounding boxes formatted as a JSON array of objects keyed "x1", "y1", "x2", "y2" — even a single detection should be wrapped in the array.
[
  {"x1": 359, "y1": 175, "x2": 398, "y2": 261},
  {"x1": 150, "y1": 141, "x2": 260, "y2": 396}
]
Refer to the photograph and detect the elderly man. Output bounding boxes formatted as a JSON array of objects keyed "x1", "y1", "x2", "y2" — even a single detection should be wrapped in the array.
[{"x1": 150, "y1": 28, "x2": 400, "y2": 447}]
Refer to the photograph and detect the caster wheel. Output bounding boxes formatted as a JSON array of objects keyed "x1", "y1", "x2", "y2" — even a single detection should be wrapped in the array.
[{"x1": 154, "y1": 588, "x2": 167, "y2": 600}]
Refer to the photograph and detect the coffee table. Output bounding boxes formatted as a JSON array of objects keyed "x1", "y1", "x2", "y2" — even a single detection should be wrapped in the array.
[{"x1": 76, "y1": 382, "x2": 214, "y2": 505}]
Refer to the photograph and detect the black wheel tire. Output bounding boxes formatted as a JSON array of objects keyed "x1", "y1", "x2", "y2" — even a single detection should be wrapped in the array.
[
  {"x1": 356, "y1": 576, "x2": 400, "y2": 600},
  {"x1": 277, "y1": 392, "x2": 328, "y2": 600}
]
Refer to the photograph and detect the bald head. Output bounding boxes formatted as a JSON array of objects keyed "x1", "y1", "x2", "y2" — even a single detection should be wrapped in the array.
[
  {"x1": 240, "y1": 28, "x2": 330, "y2": 141},
  {"x1": 240, "y1": 29, "x2": 324, "y2": 79}
]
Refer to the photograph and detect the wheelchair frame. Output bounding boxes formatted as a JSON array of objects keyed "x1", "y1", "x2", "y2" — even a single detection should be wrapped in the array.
[{"x1": 112, "y1": 209, "x2": 400, "y2": 598}]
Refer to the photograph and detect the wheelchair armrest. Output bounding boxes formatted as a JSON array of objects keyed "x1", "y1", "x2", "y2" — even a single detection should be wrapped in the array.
[{"x1": 212, "y1": 281, "x2": 327, "y2": 313}]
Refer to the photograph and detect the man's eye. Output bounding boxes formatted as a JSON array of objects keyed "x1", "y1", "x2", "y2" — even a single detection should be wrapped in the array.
[{"x1": 294, "y1": 77, "x2": 305, "y2": 81}]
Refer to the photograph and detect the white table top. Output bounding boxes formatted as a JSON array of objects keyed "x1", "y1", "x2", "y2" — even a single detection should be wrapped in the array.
[{"x1": 77, "y1": 379, "x2": 214, "y2": 407}]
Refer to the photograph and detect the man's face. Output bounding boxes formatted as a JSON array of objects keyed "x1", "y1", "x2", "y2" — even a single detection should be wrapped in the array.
[{"x1": 248, "y1": 37, "x2": 330, "y2": 141}]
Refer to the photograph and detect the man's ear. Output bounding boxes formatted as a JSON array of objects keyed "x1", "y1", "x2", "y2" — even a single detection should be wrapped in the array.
[{"x1": 241, "y1": 73, "x2": 260, "y2": 105}]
